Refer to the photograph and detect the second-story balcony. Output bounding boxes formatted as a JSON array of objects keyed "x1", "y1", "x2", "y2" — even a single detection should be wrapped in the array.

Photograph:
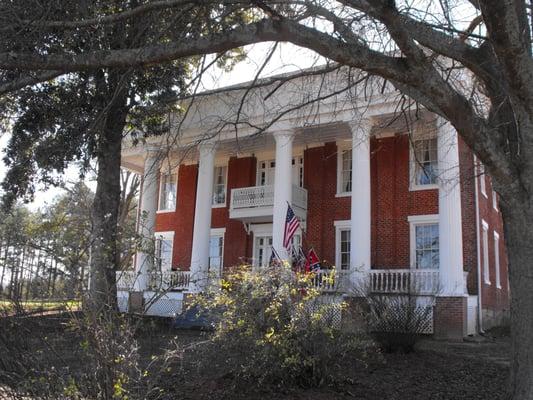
[{"x1": 229, "y1": 184, "x2": 308, "y2": 223}]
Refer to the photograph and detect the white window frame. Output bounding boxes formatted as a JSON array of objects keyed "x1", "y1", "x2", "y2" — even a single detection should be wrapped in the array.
[
  {"x1": 334, "y1": 220, "x2": 351, "y2": 270},
  {"x1": 408, "y1": 214, "x2": 439, "y2": 269},
  {"x1": 154, "y1": 231, "x2": 174, "y2": 271},
  {"x1": 209, "y1": 227, "x2": 225, "y2": 272},
  {"x1": 494, "y1": 231, "x2": 501, "y2": 289},
  {"x1": 482, "y1": 220, "x2": 490, "y2": 285},
  {"x1": 409, "y1": 135, "x2": 439, "y2": 191},
  {"x1": 157, "y1": 171, "x2": 178, "y2": 213},
  {"x1": 336, "y1": 142, "x2": 352, "y2": 197},
  {"x1": 212, "y1": 165, "x2": 228, "y2": 208},
  {"x1": 492, "y1": 189, "x2": 498, "y2": 211},
  {"x1": 479, "y1": 162, "x2": 487, "y2": 198}
]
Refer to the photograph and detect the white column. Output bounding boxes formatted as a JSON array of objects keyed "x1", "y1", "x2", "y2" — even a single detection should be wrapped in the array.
[
  {"x1": 135, "y1": 147, "x2": 160, "y2": 290},
  {"x1": 272, "y1": 130, "x2": 295, "y2": 260},
  {"x1": 350, "y1": 120, "x2": 372, "y2": 287},
  {"x1": 190, "y1": 141, "x2": 216, "y2": 292},
  {"x1": 437, "y1": 118, "x2": 465, "y2": 296}
]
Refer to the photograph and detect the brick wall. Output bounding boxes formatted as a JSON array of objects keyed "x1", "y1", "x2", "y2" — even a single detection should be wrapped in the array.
[
  {"x1": 211, "y1": 156, "x2": 257, "y2": 267},
  {"x1": 458, "y1": 136, "x2": 479, "y2": 294},
  {"x1": 370, "y1": 135, "x2": 438, "y2": 268},
  {"x1": 434, "y1": 296, "x2": 467, "y2": 340},
  {"x1": 476, "y1": 162, "x2": 510, "y2": 326},
  {"x1": 155, "y1": 157, "x2": 257, "y2": 270},
  {"x1": 155, "y1": 164, "x2": 198, "y2": 269}
]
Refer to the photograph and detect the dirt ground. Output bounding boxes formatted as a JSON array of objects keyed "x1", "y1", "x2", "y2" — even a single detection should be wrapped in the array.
[{"x1": 0, "y1": 312, "x2": 511, "y2": 400}]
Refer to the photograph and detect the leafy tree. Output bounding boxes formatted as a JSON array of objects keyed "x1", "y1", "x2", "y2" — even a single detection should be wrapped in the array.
[{"x1": 0, "y1": 1, "x2": 245, "y2": 313}]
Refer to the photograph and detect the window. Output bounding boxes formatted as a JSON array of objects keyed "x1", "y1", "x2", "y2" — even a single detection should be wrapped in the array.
[
  {"x1": 257, "y1": 160, "x2": 276, "y2": 186},
  {"x1": 155, "y1": 232, "x2": 173, "y2": 271},
  {"x1": 411, "y1": 136, "x2": 438, "y2": 188},
  {"x1": 257, "y1": 157, "x2": 303, "y2": 187},
  {"x1": 494, "y1": 232, "x2": 501, "y2": 288},
  {"x1": 335, "y1": 220, "x2": 351, "y2": 270},
  {"x1": 254, "y1": 236, "x2": 273, "y2": 268},
  {"x1": 158, "y1": 173, "x2": 177, "y2": 211},
  {"x1": 212, "y1": 166, "x2": 227, "y2": 206},
  {"x1": 482, "y1": 220, "x2": 490, "y2": 284},
  {"x1": 479, "y1": 162, "x2": 487, "y2": 197},
  {"x1": 409, "y1": 215, "x2": 439, "y2": 269},
  {"x1": 492, "y1": 189, "x2": 498, "y2": 211},
  {"x1": 337, "y1": 148, "x2": 352, "y2": 194},
  {"x1": 209, "y1": 230, "x2": 224, "y2": 274}
]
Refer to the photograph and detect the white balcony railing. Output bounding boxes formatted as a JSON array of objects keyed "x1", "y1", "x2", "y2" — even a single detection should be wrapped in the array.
[
  {"x1": 116, "y1": 270, "x2": 137, "y2": 290},
  {"x1": 369, "y1": 269, "x2": 440, "y2": 295},
  {"x1": 147, "y1": 271, "x2": 191, "y2": 291},
  {"x1": 116, "y1": 270, "x2": 191, "y2": 292},
  {"x1": 230, "y1": 184, "x2": 308, "y2": 210},
  {"x1": 311, "y1": 269, "x2": 350, "y2": 293}
]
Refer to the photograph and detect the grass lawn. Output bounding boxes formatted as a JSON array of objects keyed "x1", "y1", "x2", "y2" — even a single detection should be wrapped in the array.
[{"x1": 0, "y1": 299, "x2": 81, "y2": 314}]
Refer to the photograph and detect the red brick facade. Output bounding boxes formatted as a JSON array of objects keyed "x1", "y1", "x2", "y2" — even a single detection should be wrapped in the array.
[{"x1": 153, "y1": 135, "x2": 509, "y2": 331}]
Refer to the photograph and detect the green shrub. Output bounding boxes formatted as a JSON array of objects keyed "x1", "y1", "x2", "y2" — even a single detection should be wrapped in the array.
[{"x1": 188, "y1": 264, "x2": 375, "y2": 388}]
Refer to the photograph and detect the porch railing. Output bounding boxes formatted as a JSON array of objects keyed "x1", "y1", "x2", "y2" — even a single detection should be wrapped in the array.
[
  {"x1": 147, "y1": 271, "x2": 191, "y2": 291},
  {"x1": 369, "y1": 269, "x2": 440, "y2": 295},
  {"x1": 310, "y1": 269, "x2": 350, "y2": 293},
  {"x1": 116, "y1": 270, "x2": 137, "y2": 290},
  {"x1": 230, "y1": 184, "x2": 308, "y2": 210},
  {"x1": 116, "y1": 270, "x2": 191, "y2": 292}
]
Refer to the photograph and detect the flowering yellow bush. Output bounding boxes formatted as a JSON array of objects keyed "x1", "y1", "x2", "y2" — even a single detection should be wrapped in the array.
[{"x1": 188, "y1": 264, "x2": 374, "y2": 388}]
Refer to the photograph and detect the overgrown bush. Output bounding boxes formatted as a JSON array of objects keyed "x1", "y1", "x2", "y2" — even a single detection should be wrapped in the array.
[
  {"x1": 188, "y1": 264, "x2": 375, "y2": 388},
  {"x1": 358, "y1": 293, "x2": 433, "y2": 353}
]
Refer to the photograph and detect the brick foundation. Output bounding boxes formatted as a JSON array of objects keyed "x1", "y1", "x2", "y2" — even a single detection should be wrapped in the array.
[{"x1": 433, "y1": 296, "x2": 467, "y2": 340}]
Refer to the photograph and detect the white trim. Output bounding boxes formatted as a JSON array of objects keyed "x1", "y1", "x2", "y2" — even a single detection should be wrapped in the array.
[
  {"x1": 479, "y1": 163, "x2": 488, "y2": 198},
  {"x1": 209, "y1": 228, "x2": 225, "y2": 271},
  {"x1": 494, "y1": 231, "x2": 501, "y2": 289},
  {"x1": 154, "y1": 231, "x2": 174, "y2": 271},
  {"x1": 212, "y1": 164, "x2": 228, "y2": 208},
  {"x1": 249, "y1": 223, "x2": 273, "y2": 236},
  {"x1": 157, "y1": 170, "x2": 178, "y2": 213},
  {"x1": 481, "y1": 220, "x2": 490, "y2": 285},
  {"x1": 409, "y1": 135, "x2": 439, "y2": 192},
  {"x1": 492, "y1": 189, "x2": 498, "y2": 211},
  {"x1": 336, "y1": 142, "x2": 352, "y2": 196},
  {"x1": 334, "y1": 220, "x2": 351, "y2": 270},
  {"x1": 408, "y1": 214, "x2": 439, "y2": 269},
  {"x1": 210, "y1": 227, "x2": 226, "y2": 236}
]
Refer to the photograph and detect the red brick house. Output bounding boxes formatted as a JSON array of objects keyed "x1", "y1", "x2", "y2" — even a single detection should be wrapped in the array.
[{"x1": 117, "y1": 70, "x2": 509, "y2": 338}]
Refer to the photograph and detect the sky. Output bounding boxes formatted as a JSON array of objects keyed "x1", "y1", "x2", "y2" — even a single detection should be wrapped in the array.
[{"x1": 0, "y1": 43, "x2": 320, "y2": 211}]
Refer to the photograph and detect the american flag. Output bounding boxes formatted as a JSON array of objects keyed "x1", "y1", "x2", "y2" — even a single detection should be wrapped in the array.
[{"x1": 283, "y1": 203, "x2": 300, "y2": 249}]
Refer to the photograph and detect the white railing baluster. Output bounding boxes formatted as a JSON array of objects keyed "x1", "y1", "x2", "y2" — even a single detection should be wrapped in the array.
[{"x1": 369, "y1": 269, "x2": 440, "y2": 295}]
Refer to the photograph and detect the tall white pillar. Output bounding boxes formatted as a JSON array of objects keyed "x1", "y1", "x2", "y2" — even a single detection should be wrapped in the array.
[
  {"x1": 437, "y1": 118, "x2": 465, "y2": 296},
  {"x1": 190, "y1": 141, "x2": 216, "y2": 292},
  {"x1": 135, "y1": 147, "x2": 161, "y2": 290},
  {"x1": 350, "y1": 120, "x2": 372, "y2": 287},
  {"x1": 272, "y1": 130, "x2": 295, "y2": 260}
]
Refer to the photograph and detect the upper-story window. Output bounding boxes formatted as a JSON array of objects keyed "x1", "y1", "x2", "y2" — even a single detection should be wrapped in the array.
[
  {"x1": 158, "y1": 173, "x2": 177, "y2": 211},
  {"x1": 256, "y1": 157, "x2": 304, "y2": 187},
  {"x1": 478, "y1": 160, "x2": 487, "y2": 197},
  {"x1": 337, "y1": 147, "x2": 352, "y2": 195},
  {"x1": 409, "y1": 215, "x2": 439, "y2": 269},
  {"x1": 212, "y1": 166, "x2": 227, "y2": 206},
  {"x1": 411, "y1": 136, "x2": 438, "y2": 189}
]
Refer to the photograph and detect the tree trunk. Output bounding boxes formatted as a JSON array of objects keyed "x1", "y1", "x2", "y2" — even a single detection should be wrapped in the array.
[
  {"x1": 500, "y1": 199, "x2": 533, "y2": 400},
  {"x1": 87, "y1": 80, "x2": 129, "y2": 314}
]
